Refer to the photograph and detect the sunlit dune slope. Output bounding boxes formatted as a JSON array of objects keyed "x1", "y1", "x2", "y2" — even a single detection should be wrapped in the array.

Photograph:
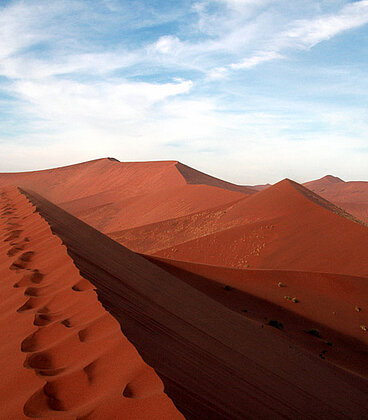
[
  {"x1": 0, "y1": 159, "x2": 186, "y2": 202},
  {"x1": 62, "y1": 183, "x2": 246, "y2": 232},
  {"x1": 0, "y1": 186, "x2": 181, "y2": 419},
  {"x1": 19, "y1": 188, "x2": 368, "y2": 420},
  {"x1": 113, "y1": 179, "x2": 368, "y2": 276},
  {"x1": 305, "y1": 175, "x2": 368, "y2": 224}
]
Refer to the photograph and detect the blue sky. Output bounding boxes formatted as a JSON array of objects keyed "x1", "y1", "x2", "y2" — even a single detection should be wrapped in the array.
[{"x1": 0, "y1": 0, "x2": 368, "y2": 183}]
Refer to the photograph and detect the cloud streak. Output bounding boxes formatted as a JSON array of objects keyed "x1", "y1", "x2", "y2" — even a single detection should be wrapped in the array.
[{"x1": 225, "y1": 1, "x2": 368, "y2": 75}]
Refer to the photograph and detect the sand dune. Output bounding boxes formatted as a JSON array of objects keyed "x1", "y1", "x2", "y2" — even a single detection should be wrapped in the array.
[
  {"x1": 1, "y1": 160, "x2": 368, "y2": 419},
  {"x1": 115, "y1": 179, "x2": 368, "y2": 276},
  {"x1": 61, "y1": 184, "x2": 245, "y2": 232},
  {"x1": 0, "y1": 159, "x2": 188, "y2": 202},
  {"x1": 175, "y1": 162, "x2": 255, "y2": 194},
  {"x1": 0, "y1": 158, "x2": 252, "y2": 232},
  {"x1": 149, "y1": 256, "x2": 368, "y2": 376},
  {"x1": 11, "y1": 188, "x2": 368, "y2": 419},
  {"x1": 305, "y1": 175, "x2": 368, "y2": 224},
  {"x1": 0, "y1": 186, "x2": 181, "y2": 419}
]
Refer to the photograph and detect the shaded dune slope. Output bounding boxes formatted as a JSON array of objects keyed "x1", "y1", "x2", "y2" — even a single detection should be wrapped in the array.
[
  {"x1": 148, "y1": 256, "x2": 368, "y2": 377},
  {"x1": 175, "y1": 162, "x2": 254, "y2": 194},
  {"x1": 0, "y1": 186, "x2": 181, "y2": 420},
  {"x1": 118, "y1": 179, "x2": 368, "y2": 276},
  {"x1": 20, "y1": 188, "x2": 368, "y2": 419}
]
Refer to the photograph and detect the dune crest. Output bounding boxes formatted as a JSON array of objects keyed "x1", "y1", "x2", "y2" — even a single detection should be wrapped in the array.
[{"x1": 0, "y1": 186, "x2": 181, "y2": 419}]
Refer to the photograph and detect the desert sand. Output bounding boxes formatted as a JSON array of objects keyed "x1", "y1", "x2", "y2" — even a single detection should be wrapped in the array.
[
  {"x1": 0, "y1": 186, "x2": 181, "y2": 419},
  {"x1": 0, "y1": 159, "x2": 252, "y2": 232},
  {"x1": 1, "y1": 159, "x2": 368, "y2": 419},
  {"x1": 115, "y1": 178, "x2": 368, "y2": 276},
  {"x1": 305, "y1": 175, "x2": 368, "y2": 224}
]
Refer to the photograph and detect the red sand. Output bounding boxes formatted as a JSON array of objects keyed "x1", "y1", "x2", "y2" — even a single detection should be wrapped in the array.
[
  {"x1": 305, "y1": 175, "x2": 368, "y2": 224},
  {"x1": 116, "y1": 178, "x2": 368, "y2": 276},
  {"x1": 17, "y1": 188, "x2": 368, "y2": 419},
  {"x1": 1, "y1": 160, "x2": 368, "y2": 419},
  {"x1": 0, "y1": 158, "x2": 251, "y2": 232},
  {"x1": 0, "y1": 186, "x2": 181, "y2": 419},
  {"x1": 61, "y1": 184, "x2": 245, "y2": 232},
  {"x1": 149, "y1": 256, "x2": 368, "y2": 376}
]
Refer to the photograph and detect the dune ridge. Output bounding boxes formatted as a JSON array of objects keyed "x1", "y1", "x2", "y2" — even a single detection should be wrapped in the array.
[{"x1": 0, "y1": 186, "x2": 181, "y2": 419}]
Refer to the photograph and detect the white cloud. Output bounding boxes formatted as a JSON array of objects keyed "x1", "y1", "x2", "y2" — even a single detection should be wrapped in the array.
[
  {"x1": 0, "y1": 51, "x2": 141, "y2": 80},
  {"x1": 230, "y1": 51, "x2": 283, "y2": 69},
  {"x1": 284, "y1": 1, "x2": 368, "y2": 49},
  {"x1": 0, "y1": 2, "x2": 43, "y2": 60},
  {"x1": 154, "y1": 35, "x2": 183, "y2": 54},
  {"x1": 225, "y1": 1, "x2": 368, "y2": 73},
  {"x1": 11, "y1": 78, "x2": 193, "y2": 124},
  {"x1": 216, "y1": 0, "x2": 275, "y2": 10}
]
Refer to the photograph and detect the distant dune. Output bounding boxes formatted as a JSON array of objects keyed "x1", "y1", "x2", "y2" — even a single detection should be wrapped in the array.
[
  {"x1": 115, "y1": 178, "x2": 368, "y2": 276},
  {"x1": 1, "y1": 159, "x2": 368, "y2": 419},
  {"x1": 0, "y1": 158, "x2": 252, "y2": 232},
  {"x1": 304, "y1": 175, "x2": 368, "y2": 224}
]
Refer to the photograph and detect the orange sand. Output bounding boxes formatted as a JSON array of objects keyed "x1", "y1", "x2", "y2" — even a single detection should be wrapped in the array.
[
  {"x1": 0, "y1": 186, "x2": 181, "y2": 419},
  {"x1": 305, "y1": 175, "x2": 368, "y2": 224},
  {"x1": 115, "y1": 179, "x2": 368, "y2": 276},
  {"x1": 0, "y1": 160, "x2": 368, "y2": 419},
  {"x1": 0, "y1": 159, "x2": 252, "y2": 232}
]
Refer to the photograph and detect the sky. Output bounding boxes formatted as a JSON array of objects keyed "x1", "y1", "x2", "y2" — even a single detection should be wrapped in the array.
[{"x1": 0, "y1": 0, "x2": 368, "y2": 184}]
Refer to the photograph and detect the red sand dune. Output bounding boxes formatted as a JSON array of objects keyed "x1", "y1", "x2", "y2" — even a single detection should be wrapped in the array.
[
  {"x1": 62, "y1": 183, "x2": 245, "y2": 233},
  {"x1": 115, "y1": 179, "x2": 368, "y2": 277},
  {"x1": 0, "y1": 158, "x2": 252, "y2": 232},
  {"x1": 1, "y1": 160, "x2": 368, "y2": 419},
  {"x1": 3, "y1": 187, "x2": 367, "y2": 419},
  {"x1": 304, "y1": 175, "x2": 368, "y2": 224},
  {"x1": 0, "y1": 186, "x2": 181, "y2": 419},
  {"x1": 149, "y1": 256, "x2": 368, "y2": 376}
]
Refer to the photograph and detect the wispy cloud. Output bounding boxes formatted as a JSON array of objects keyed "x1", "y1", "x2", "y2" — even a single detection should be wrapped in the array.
[
  {"x1": 221, "y1": 1, "x2": 368, "y2": 75},
  {"x1": 230, "y1": 51, "x2": 284, "y2": 70},
  {"x1": 284, "y1": 1, "x2": 368, "y2": 48}
]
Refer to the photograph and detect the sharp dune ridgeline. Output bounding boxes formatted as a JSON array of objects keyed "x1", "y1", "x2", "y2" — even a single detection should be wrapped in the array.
[{"x1": 1, "y1": 158, "x2": 368, "y2": 419}]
